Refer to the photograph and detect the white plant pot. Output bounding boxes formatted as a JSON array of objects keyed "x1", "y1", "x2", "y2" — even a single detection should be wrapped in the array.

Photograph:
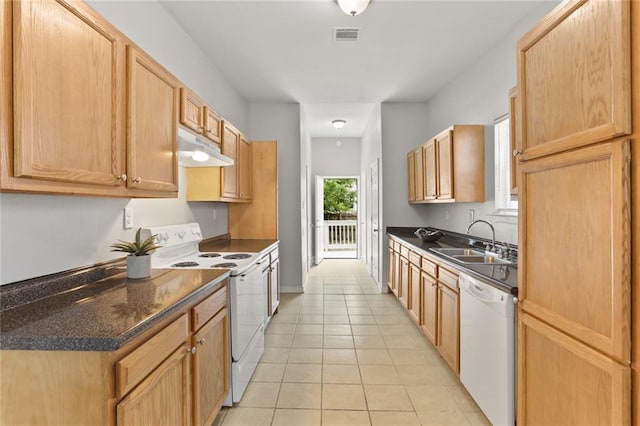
[{"x1": 127, "y1": 255, "x2": 151, "y2": 280}]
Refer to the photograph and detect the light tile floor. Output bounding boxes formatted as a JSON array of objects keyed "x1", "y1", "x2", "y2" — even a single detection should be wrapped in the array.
[{"x1": 215, "y1": 259, "x2": 490, "y2": 426}]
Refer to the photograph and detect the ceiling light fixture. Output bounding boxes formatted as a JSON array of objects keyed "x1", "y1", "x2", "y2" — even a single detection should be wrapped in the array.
[
  {"x1": 332, "y1": 119, "x2": 347, "y2": 129},
  {"x1": 336, "y1": 0, "x2": 371, "y2": 17}
]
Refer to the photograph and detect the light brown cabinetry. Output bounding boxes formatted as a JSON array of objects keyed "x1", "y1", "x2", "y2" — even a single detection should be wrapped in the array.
[
  {"x1": 126, "y1": 46, "x2": 179, "y2": 192},
  {"x1": 517, "y1": 0, "x2": 631, "y2": 161},
  {"x1": 408, "y1": 125, "x2": 484, "y2": 204},
  {"x1": 387, "y1": 237, "x2": 460, "y2": 375},
  {"x1": 509, "y1": 86, "x2": 519, "y2": 195},
  {"x1": 186, "y1": 122, "x2": 253, "y2": 203},
  {"x1": 0, "y1": 281, "x2": 229, "y2": 426},
  {"x1": 516, "y1": 1, "x2": 635, "y2": 423},
  {"x1": 228, "y1": 141, "x2": 278, "y2": 239},
  {"x1": 1, "y1": 0, "x2": 179, "y2": 198},
  {"x1": 407, "y1": 151, "x2": 416, "y2": 202},
  {"x1": 387, "y1": 241, "x2": 395, "y2": 292},
  {"x1": 192, "y1": 308, "x2": 229, "y2": 426},
  {"x1": 437, "y1": 269, "x2": 459, "y2": 374},
  {"x1": 179, "y1": 88, "x2": 222, "y2": 145}
]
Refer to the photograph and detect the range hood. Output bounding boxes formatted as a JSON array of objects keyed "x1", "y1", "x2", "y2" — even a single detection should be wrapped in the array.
[{"x1": 177, "y1": 127, "x2": 234, "y2": 167}]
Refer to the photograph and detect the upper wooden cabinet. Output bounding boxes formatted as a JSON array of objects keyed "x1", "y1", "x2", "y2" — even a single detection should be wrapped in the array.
[
  {"x1": 179, "y1": 88, "x2": 222, "y2": 146},
  {"x1": 238, "y1": 136, "x2": 252, "y2": 200},
  {"x1": 517, "y1": 0, "x2": 631, "y2": 160},
  {"x1": 1, "y1": 0, "x2": 179, "y2": 198},
  {"x1": 407, "y1": 151, "x2": 416, "y2": 202},
  {"x1": 186, "y1": 121, "x2": 253, "y2": 203},
  {"x1": 11, "y1": 0, "x2": 124, "y2": 187},
  {"x1": 126, "y1": 46, "x2": 179, "y2": 192},
  {"x1": 409, "y1": 125, "x2": 484, "y2": 204}
]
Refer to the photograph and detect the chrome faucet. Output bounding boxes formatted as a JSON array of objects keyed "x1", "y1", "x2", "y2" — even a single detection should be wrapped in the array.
[{"x1": 466, "y1": 219, "x2": 496, "y2": 253}]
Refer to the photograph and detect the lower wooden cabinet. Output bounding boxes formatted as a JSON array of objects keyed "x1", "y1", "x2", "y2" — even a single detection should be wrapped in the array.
[
  {"x1": 117, "y1": 344, "x2": 191, "y2": 426},
  {"x1": 517, "y1": 312, "x2": 630, "y2": 425},
  {"x1": 421, "y1": 271, "x2": 438, "y2": 345},
  {"x1": 387, "y1": 237, "x2": 460, "y2": 375},
  {"x1": 437, "y1": 282, "x2": 460, "y2": 374},
  {"x1": 192, "y1": 308, "x2": 229, "y2": 426}
]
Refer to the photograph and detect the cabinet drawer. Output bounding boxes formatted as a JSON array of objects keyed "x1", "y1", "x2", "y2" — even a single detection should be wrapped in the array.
[
  {"x1": 192, "y1": 284, "x2": 227, "y2": 332},
  {"x1": 409, "y1": 251, "x2": 422, "y2": 266},
  {"x1": 421, "y1": 257, "x2": 437, "y2": 277},
  {"x1": 400, "y1": 245, "x2": 410, "y2": 258},
  {"x1": 439, "y1": 267, "x2": 459, "y2": 291},
  {"x1": 116, "y1": 314, "x2": 189, "y2": 398}
]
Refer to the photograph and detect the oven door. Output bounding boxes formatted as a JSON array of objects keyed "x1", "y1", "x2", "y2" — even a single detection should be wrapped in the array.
[{"x1": 229, "y1": 262, "x2": 266, "y2": 361}]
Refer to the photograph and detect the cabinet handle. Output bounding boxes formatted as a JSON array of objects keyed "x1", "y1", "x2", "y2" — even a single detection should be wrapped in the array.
[
  {"x1": 116, "y1": 174, "x2": 127, "y2": 182},
  {"x1": 190, "y1": 346, "x2": 197, "y2": 354},
  {"x1": 198, "y1": 338, "x2": 206, "y2": 345},
  {"x1": 512, "y1": 149, "x2": 523, "y2": 157},
  {"x1": 133, "y1": 177, "x2": 142, "y2": 183}
]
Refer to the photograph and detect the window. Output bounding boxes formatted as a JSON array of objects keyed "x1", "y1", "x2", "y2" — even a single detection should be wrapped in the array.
[{"x1": 494, "y1": 114, "x2": 518, "y2": 214}]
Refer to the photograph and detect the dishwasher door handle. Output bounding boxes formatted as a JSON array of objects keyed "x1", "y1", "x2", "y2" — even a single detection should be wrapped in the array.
[{"x1": 460, "y1": 273, "x2": 506, "y2": 304}]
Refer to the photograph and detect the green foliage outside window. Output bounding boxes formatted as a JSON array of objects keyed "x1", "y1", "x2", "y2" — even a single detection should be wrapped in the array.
[{"x1": 324, "y1": 178, "x2": 357, "y2": 220}]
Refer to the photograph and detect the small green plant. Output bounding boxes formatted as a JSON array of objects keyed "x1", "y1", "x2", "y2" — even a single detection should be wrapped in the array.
[{"x1": 110, "y1": 228, "x2": 161, "y2": 256}]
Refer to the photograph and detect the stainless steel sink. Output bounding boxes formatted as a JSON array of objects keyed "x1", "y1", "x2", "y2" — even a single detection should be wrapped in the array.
[
  {"x1": 430, "y1": 247, "x2": 514, "y2": 265},
  {"x1": 431, "y1": 248, "x2": 484, "y2": 256},
  {"x1": 454, "y1": 255, "x2": 510, "y2": 264}
]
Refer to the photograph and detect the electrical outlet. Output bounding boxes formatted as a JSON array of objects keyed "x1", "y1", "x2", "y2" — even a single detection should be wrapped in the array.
[{"x1": 124, "y1": 207, "x2": 133, "y2": 229}]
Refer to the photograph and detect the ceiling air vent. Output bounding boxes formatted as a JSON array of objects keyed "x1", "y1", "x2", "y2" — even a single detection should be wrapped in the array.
[{"x1": 334, "y1": 27, "x2": 360, "y2": 42}]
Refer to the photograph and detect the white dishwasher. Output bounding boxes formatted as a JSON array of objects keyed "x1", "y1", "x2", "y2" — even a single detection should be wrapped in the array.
[{"x1": 459, "y1": 272, "x2": 515, "y2": 426}]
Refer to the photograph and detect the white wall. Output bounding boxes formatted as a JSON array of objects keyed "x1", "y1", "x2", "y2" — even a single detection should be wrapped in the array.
[
  {"x1": 1, "y1": 1, "x2": 247, "y2": 284},
  {"x1": 300, "y1": 105, "x2": 313, "y2": 283},
  {"x1": 311, "y1": 138, "x2": 361, "y2": 178},
  {"x1": 248, "y1": 103, "x2": 302, "y2": 293},
  {"x1": 380, "y1": 2, "x2": 556, "y2": 245}
]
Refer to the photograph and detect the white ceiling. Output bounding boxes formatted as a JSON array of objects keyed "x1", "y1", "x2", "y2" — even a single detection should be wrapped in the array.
[{"x1": 161, "y1": 0, "x2": 550, "y2": 137}]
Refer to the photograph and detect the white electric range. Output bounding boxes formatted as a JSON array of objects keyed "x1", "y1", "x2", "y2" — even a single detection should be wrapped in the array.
[{"x1": 141, "y1": 223, "x2": 267, "y2": 406}]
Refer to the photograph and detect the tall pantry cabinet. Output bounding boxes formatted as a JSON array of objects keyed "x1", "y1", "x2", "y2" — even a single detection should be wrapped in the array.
[{"x1": 515, "y1": 0, "x2": 637, "y2": 424}]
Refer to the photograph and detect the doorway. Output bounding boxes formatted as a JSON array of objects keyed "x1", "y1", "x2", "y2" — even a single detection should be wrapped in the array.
[{"x1": 314, "y1": 176, "x2": 359, "y2": 264}]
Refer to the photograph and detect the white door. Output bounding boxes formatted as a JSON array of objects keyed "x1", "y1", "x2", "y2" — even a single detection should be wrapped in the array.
[
  {"x1": 359, "y1": 170, "x2": 366, "y2": 261},
  {"x1": 314, "y1": 175, "x2": 324, "y2": 265},
  {"x1": 370, "y1": 160, "x2": 380, "y2": 284}
]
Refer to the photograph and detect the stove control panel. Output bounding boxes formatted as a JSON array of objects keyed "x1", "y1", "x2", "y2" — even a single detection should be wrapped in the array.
[{"x1": 140, "y1": 223, "x2": 203, "y2": 248}]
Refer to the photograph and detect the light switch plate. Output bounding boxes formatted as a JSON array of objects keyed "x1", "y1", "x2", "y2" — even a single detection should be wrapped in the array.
[{"x1": 124, "y1": 207, "x2": 133, "y2": 229}]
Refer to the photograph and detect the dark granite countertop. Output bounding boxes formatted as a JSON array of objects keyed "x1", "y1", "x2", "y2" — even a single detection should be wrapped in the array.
[
  {"x1": 0, "y1": 262, "x2": 229, "y2": 351},
  {"x1": 387, "y1": 227, "x2": 518, "y2": 295},
  {"x1": 200, "y1": 238, "x2": 278, "y2": 256}
]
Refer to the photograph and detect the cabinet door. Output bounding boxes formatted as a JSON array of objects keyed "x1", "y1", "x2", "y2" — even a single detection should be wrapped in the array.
[
  {"x1": 221, "y1": 122, "x2": 239, "y2": 199},
  {"x1": 399, "y1": 256, "x2": 410, "y2": 309},
  {"x1": 238, "y1": 137, "x2": 252, "y2": 200},
  {"x1": 179, "y1": 88, "x2": 204, "y2": 135},
  {"x1": 414, "y1": 147, "x2": 424, "y2": 201},
  {"x1": 203, "y1": 107, "x2": 222, "y2": 145},
  {"x1": 519, "y1": 140, "x2": 631, "y2": 362},
  {"x1": 391, "y1": 250, "x2": 400, "y2": 296},
  {"x1": 117, "y1": 345, "x2": 191, "y2": 426},
  {"x1": 13, "y1": 0, "x2": 124, "y2": 186},
  {"x1": 437, "y1": 283, "x2": 459, "y2": 374},
  {"x1": 517, "y1": 312, "x2": 630, "y2": 426},
  {"x1": 126, "y1": 46, "x2": 179, "y2": 192},
  {"x1": 269, "y1": 259, "x2": 280, "y2": 316},
  {"x1": 436, "y1": 131, "x2": 453, "y2": 200},
  {"x1": 407, "y1": 151, "x2": 416, "y2": 202},
  {"x1": 423, "y1": 140, "x2": 437, "y2": 200},
  {"x1": 192, "y1": 308, "x2": 229, "y2": 426},
  {"x1": 408, "y1": 263, "x2": 421, "y2": 324},
  {"x1": 509, "y1": 86, "x2": 519, "y2": 195},
  {"x1": 421, "y1": 272, "x2": 437, "y2": 345},
  {"x1": 387, "y1": 245, "x2": 395, "y2": 292},
  {"x1": 518, "y1": 0, "x2": 631, "y2": 160}
]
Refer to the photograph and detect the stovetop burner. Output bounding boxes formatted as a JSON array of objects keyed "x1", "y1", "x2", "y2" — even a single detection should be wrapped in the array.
[
  {"x1": 199, "y1": 253, "x2": 221, "y2": 258},
  {"x1": 172, "y1": 261, "x2": 200, "y2": 267},
  {"x1": 223, "y1": 253, "x2": 252, "y2": 260},
  {"x1": 212, "y1": 262, "x2": 238, "y2": 268}
]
